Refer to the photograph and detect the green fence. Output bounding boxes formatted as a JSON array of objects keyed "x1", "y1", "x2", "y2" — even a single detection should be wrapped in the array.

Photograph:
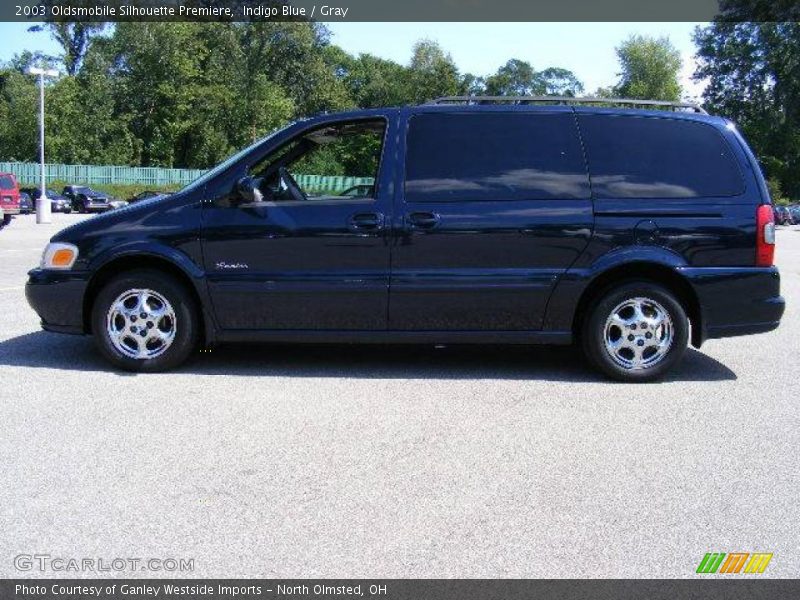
[
  {"x1": 295, "y1": 174, "x2": 374, "y2": 193},
  {"x1": 0, "y1": 162, "x2": 206, "y2": 187},
  {"x1": 0, "y1": 161, "x2": 374, "y2": 193}
]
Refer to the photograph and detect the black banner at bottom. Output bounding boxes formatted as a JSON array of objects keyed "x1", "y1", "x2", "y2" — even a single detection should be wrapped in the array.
[{"x1": 2, "y1": 580, "x2": 800, "y2": 600}]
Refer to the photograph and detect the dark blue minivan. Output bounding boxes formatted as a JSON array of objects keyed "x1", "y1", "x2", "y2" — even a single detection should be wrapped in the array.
[{"x1": 26, "y1": 98, "x2": 785, "y2": 381}]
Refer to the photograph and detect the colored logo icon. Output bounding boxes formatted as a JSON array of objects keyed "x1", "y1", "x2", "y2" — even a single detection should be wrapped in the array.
[{"x1": 696, "y1": 552, "x2": 773, "y2": 574}]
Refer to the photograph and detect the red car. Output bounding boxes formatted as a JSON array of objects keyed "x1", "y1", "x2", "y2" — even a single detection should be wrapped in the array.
[{"x1": 0, "y1": 172, "x2": 21, "y2": 227}]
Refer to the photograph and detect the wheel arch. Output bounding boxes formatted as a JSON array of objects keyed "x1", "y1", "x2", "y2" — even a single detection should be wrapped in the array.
[
  {"x1": 83, "y1": 253, "x2": 211, "y2": 344},
  {"x1": 572, "y1": 261, "x2": 703, "y2": 348}
]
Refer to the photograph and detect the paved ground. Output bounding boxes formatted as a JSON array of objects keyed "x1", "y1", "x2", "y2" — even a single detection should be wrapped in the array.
[{"x1": 0, "y1": 213, "x2": 798, "y2": 579}]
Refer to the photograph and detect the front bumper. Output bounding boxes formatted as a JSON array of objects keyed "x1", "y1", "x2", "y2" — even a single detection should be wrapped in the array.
[
  {"x1": 26, "y1": 268, "x2": 91, "y2": 335},
  {"x1": 680, "y1": 266, "x2": 785, "y2": 345}
]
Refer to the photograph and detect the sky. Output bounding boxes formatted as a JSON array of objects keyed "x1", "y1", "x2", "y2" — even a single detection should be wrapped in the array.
[{"x1": 0, "y1": 21, "x2": 707, "y2": 98}]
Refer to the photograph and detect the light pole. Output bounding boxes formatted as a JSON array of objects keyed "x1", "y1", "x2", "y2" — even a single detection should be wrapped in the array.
[{"x1": 27, "y1": 67, "x2": 58, "y2": 224}]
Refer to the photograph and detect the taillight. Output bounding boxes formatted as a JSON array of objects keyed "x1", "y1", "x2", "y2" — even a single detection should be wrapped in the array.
[{"x1": 756, "y1": 204, "x2": 775, "y2": 267}]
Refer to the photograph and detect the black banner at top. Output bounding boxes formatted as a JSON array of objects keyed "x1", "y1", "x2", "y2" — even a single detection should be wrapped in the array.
[{"x1": 3, "y1": 0, "x2": 800, "y2": 22}]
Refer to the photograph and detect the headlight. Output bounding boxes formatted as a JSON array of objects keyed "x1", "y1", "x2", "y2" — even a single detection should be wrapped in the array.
[{"x1": 40, "y1": 242, "x2": 79, "y2": 270}]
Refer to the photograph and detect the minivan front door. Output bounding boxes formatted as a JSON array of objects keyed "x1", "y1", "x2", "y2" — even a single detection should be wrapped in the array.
[
  {"x1": 201, "y1": 116, "x2": 393, "y2": 331},
  {"x1": 390, "y1": 110, "x2": 594, "y2": 331}
]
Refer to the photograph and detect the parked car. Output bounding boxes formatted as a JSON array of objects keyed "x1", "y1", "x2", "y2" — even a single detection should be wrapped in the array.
[
  {"x1": 127, "y1": 191, "x2": 167, "y2": 204},
  {"x1": 19, "y1": 191, "x2": 33, "y2": 214},
  {"x1": 108, "y1": 198, "x2": 129, "y2": 210},
  {"x1": 0, "y1": 172, "x2": 21, "y2": 226},
  {"x1": 788, "y1": 205, "x2": 800, "y2": 224},
  {"x1": 62, "y1": 185, "x2": 111, "y2": 213},
  {"x1": 22, "y1": 188, "x2": 73, "y2": 214},
  {"x1": 26, "y1": 100, "x2": 785, "y2": 382},
  {"x1": 776, "y1": 205, "x2": 794, "y2": 225}
]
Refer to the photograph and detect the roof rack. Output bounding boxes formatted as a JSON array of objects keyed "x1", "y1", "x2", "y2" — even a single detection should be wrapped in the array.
[{"x1": 429, "y1": 96, "x2": 708, "y2": 115}]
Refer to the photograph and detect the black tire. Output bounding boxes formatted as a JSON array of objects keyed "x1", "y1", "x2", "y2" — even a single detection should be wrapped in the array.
[
  {"x1": 581, "y1": 281, "x2": 688, "y2": 383},
  {"x1": 91, "y1": 269, "x2": 199, "y2": 372},
  {"x1": 2, "y1": 214, "x2": 11, "y2": 227}
]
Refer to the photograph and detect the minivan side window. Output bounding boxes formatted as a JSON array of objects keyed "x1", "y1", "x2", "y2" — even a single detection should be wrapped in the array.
[
  {"x1": 578, "y1": 114, "x2": 744, "y2": 199},
  {"x1": 404, "y1": 112, "x2": 590, "y2": 202}
]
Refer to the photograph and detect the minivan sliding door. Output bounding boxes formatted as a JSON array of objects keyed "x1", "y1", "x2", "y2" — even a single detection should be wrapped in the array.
[{"x1": 389, "y1": 110, "x2": 594, "y2": 331}]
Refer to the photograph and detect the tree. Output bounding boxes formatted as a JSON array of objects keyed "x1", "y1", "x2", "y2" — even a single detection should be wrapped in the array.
[
  {"x1": 327, "y1": 50, "x2": 412, "y2": 108},
  {"x1": 0, "y1": 68, "x2": 38, "y2": 162},
  {"x1": 29, "y1": 22, "x2": 107, "y2": 76},
  {"x1": 484, "y1": 60, "x2": 584, "y2": 97},
  {"x1": 459, "y1": 73, "x2": 486, "y2": 96},
  {"x1": 408, "y1": 39, "x2": 461, "y2": 103},
  {"x1": 485, "y1": 59, "x2": 542, "y2": 96},
  {"x1": 614, "y1": 35, "x2": 682, "y2": 101},
  {"x1": 238, "y1": 22, "x2": 350, "y2": 116},
  {"x1": 538, "y1": 67, "x2": 584, "y2": 97},
  {"x1": 694, "y1": 21, "x2": 800, "y2": 198}
]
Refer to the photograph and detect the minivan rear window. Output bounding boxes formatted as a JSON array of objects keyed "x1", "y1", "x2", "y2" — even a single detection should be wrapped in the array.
[
  {"x1": 578, "y1": 115, "x2": 744, "y2": 199},
  {"x1": 0, "y1": 175, "x2": 14, "y2": 190},
  {"x1": 405, "y1": 112, "x2": 590, "y2": 202}
]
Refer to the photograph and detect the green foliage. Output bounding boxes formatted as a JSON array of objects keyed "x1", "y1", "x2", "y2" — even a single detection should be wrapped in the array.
[
  {"x1": 0, "y1": 69, "x2": 39, "y2": 162},
  {"x1": 17, "y1": 179, "x2": 181, "y2": 199},
  {"x1": 292, "y1": 131, "x2": 382, "y2": 178},
  {"x1": 766, "y1": 177, "x2": 785, "y2": 203},
  {"x1": 326, "y1": 49, "x2": 412, "y2": 108},
  {"x1": 539, "y1": 67, "x2": 585, "y2": 97},
  {"x1": 482, "y1": 60, "x2": 584, "y2": 97},
  {"x1": 485, "y1": 59, "x2": 542, "y2": 96},
  {"x1": 30, "y1": 22, "x2": 108, "y2": 76},
  {"x1": 614, "y1": 35, "x2": 682, "y2": 101},
  {"x1": 408, "y1": 39, "x2": 462, "y2": 103}
]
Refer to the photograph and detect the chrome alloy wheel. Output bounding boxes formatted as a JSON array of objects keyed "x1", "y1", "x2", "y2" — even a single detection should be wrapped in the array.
[
  {"x1": 603, "y1": 297, "x2": 674, "y2": 371},
  {"x1": 106, "y1": 288, "x2": 176, "y2": 360}
]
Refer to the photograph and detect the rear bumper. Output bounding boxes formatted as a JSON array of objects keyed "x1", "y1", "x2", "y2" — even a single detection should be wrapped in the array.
[
  {"x1": 25, "y1": 268, "x2": 90, "y2": 335},
  {"x1": 3, "y1": 207, "x2": 20, "y2": 215},
  {"x1": 679, "y1": 266, "x2": 785, "y2": 345}
]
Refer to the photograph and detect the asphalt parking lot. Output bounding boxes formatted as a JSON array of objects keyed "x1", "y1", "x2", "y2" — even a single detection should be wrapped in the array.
[{"x1": 0, "y1": 213, "x2": 798, "y2": 578}]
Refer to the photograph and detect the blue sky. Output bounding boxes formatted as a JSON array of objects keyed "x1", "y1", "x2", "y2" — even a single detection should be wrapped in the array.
[{"x1": 0, "y1": 21, "x2": 706, "y2": 98}]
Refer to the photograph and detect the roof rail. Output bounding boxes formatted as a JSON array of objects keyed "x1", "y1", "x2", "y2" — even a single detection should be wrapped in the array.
[{"x1": 428, "y1": 96, "x2": 708, "y2": 115}]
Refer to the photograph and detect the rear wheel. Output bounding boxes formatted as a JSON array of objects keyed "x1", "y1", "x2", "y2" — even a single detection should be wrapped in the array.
[
  {"x1": 91, "y1": 269, "x2": 199, "y2": 372},
  {"x1": 581, "y1": 281, "x2": 688, "y2": 382}
]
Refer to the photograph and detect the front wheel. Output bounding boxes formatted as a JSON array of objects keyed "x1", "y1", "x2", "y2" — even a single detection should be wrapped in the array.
[
  {"x1": 582, "y1": 282, "x2": 688, "y2": 382},
  {"x1": 91, "y1": 269, "x2": 199, "y2": 372}
]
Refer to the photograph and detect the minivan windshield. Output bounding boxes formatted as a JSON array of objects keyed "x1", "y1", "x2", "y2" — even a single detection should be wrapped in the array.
[
  {"x1": 180, "y1": 121, "x2": 300, "y2": 194},
  {"x1": 0, "y1": 175, "x2": 14, "y2": 190}
]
